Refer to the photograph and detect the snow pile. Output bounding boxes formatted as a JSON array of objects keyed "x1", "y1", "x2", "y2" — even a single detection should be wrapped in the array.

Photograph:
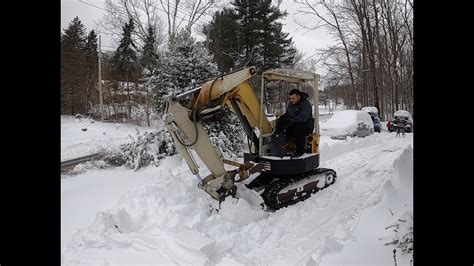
[
  {"x1": 61, "y1": 116, "x2": 154, "y2": 161},
  {"x1": 63, "y1": 155, "x2": 268, "y2": 265},
  {"x1": 66, "y1": 160, "x2": 109, "y2": 176},
  {"x1": 320, "y1": 144, "x2": 413, "y2": 265},
  {"x1": 102, "y1": 128, "x2": 176, "y2": 171},
  {"x1": 381, "y1": 145, "x2": 414, "y2": 256},
  {"x1": 61, "y1": 166, "x2": 157, "y2": 255}
]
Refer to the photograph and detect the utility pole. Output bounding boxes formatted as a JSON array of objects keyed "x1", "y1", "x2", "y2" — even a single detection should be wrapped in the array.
[{"x1": 98, "y1": 35, "x2": 104, "y2": 119}]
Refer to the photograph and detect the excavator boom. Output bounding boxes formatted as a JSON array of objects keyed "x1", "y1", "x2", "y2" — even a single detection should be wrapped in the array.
[{"x1": 163, "y1": 67, "x2": 270, "y2": 201}]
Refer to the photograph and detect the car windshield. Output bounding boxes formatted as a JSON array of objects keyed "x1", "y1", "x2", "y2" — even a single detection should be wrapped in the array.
[{"x1": 395, "y1": 116, "x2": 407, "y2": 120}]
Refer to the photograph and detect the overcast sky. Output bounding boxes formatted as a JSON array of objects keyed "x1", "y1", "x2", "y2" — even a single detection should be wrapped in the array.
[{"x1": 61, "y1": 0, "x2": 335, "y2": 73}]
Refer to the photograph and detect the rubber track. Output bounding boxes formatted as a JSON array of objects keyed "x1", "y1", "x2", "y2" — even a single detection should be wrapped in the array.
[{"x1": 261, "y1": 168, "x2": 337, "y2": 210}]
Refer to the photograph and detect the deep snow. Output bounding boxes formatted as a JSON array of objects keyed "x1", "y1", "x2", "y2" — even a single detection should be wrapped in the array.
[
  {"x1": 61, "y1": 115, "x2": 155, "y2": 161},
  {"x1": 61, "y1": 113, "x2": 413, "y2": 265}
]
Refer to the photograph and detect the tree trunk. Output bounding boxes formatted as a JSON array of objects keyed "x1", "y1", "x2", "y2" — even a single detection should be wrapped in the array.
[
  {"x1": 70, "y1": 84, "x2": 74, "y2": 115},
  {"x1": 127, "y1": 77, "x2": 132, "y2": 121}
]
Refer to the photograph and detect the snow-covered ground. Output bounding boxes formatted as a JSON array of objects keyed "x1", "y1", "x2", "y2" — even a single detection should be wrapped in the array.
[
  {"x1": 61, "y1": 112, "x2": 413, "y2": 265},
  {"x1": 61, "y1": 116, "x2": 154, "y2": 161}
]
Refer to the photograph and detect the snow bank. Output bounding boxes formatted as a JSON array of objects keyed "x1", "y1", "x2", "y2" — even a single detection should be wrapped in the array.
[
  {"x1": 320, "y1": 144, "x2": 413, "y2": 265},
  {"x1": 61, "y1": 116, "x2": 156, "y2": 161},
  {"x1": 61, "y1": 166, "x2": 156, "y2": 254}
]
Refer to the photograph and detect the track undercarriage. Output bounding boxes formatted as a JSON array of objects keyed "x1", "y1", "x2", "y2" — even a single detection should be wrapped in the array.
[{"x1": 246, "y1": 167, "x2": 337, "y2": 210}]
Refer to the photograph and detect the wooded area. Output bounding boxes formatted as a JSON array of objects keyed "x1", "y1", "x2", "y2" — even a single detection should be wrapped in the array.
[
  {"x1": 296, "y1": 0, "x2": 413, "y2": 120},
  {"x1": 61, "y1": 0, "x2": 413, "y2": 123}
]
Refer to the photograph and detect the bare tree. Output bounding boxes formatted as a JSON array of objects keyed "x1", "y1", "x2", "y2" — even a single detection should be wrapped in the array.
[
  {"x1": 296, "y1": 0, "x2": 360, "y2": 109},
  {"x1": 97, "y1": 0, "x2": 166, "y2": 48},
  {"x1": 292, "y1": 49, "x2": 306, "y2": 70},
  {"x1": 158, "y1": 0, "x2": 217, "y2": 44},
  {"x1": 294, "y1": 0, "x2": 413, "y2": 120}
]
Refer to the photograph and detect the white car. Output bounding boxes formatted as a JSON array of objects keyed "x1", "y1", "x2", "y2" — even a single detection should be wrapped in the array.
[{"x1": 320, "y1": 110, "x2": 375, "y2": 139}]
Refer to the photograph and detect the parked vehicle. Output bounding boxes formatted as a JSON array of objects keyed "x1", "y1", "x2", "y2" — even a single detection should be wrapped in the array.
[
  {"x1": 388, "y1": 110, "x2": 413, "y2": 133},
  {"x1": 361, "y1": 106, "x2": 381, "y2": 133},
  {"x1": 321, "y1": 110, "x2": 374, "y2": 140}
]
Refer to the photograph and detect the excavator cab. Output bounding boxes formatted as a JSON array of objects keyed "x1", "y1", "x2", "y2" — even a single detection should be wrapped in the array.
[
  {"x1": 163, "y1": 67, "x2": 336, "y2": 210},
  {"x1": 243, "y1": 68, "x2": 322, "y2": 176}
]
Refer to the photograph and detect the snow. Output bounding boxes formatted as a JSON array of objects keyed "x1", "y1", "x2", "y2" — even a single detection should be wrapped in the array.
[
  {"x1": 61, "y1": 167, "x2": 156, "y2": 255},
  {"x1": 320, "y1": 110, "x2": 374, "y2": 138},
  {"x1": 61, "y1": 112, "x2": 413, "y2": 265},
  {"x1": 61, "y1": 116, "x2": 155, "y2": 161},
  {"x1": 393, "y1": 110, "x2": 412, "y2": 120},
  {"x1": 324, "y1": 110, "x2": 358, "y2": 125},
  {"x1": 320, "y1": 145, "x2": 413, "y2": 265},
  {"x1": 361, "y1": 106, "x2": 379, "y2": 114}
]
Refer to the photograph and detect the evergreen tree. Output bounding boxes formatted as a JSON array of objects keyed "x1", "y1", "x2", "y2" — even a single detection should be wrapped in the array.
[
  {"x1": 150, "y1": 28, "x2": 245, "y2": 158},
  {"x1": 149, "y1": 28, "x2": 218, "y2": 115},
  {"x1": 112, "y1": 18, "x2": 140, "y2": 120},
  {"x1": 61, "y1": 17, "x2": 87, "y2": 115},
  {"x1": 204, "y1": 0, "x2": 296, "y2": 73},
  {"x1": 61, "y1": 17, "x2": 87, "y2": 53},
  {"x1": 150, "y1": 29, "x2": 244, "y2": 157},
  {"x1": 202, "y1": 8, "x2": 240, "y2": 73},
  {"x1": 273, "y1": 23, "x2": 297, "y2": 68},
  {"x1": 140, "y1": 25, "x2": 159, "y2": 72},
  {"x1": 232, "y1": 0, "x2": 294, "y2": 71},
  {"x1": 113, "y1": 18, "x2": 139, "y2": 81},
  {"x1": 139, "y1": 25, "x2": 160, "y2": 126},
  {"x1": 231, "y1": 0, "x2": 261, "y2": 68}
]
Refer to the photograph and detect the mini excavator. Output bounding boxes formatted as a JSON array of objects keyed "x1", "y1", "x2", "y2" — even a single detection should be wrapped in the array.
[{"x1": 163, "y1": 67, "x2": 336, "y2": 210}]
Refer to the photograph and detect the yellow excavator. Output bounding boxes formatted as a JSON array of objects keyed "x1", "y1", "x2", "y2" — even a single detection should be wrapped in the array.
[{"x1": 163, "y1": 66, "x2": 336, "y2": 210}]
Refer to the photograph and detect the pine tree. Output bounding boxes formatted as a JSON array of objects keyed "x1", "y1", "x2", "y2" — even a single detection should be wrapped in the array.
[
  {"x1": 150, "y1": 28, "x2": 245, "y2": 158},
  {"x1": 202, "y1": 8, "x2": 240, "y2": 73},
  {"x1": 274, "y1": 23, "x2": 297, "y2": 68},
  {"x1": 204, "y1": 0, "x2": 296, "y2": 73},
  {"x1": 139, "y1": 25, "x2": 160, "y2": 126},
  {"x1": 140, "y1": 25, "x2": 159, "y2": 72},
  {"x1": 113, "y1": 18, "x2": 140, "y2": 120},
  {"x1": 149, "y1": 28, "x2": 218, "y2": 115},
  {"x1": 231, "y1": 0, "x2": 262, "y2": 68},
  {"x1": 61, "y1": 17, "x2": 87, "y2": 115},
  {"x1": 113, "y1": 18, "x2": 139, "y2": 80},
  {"x1": 61, "y1": 17, "x2": 86, "y2": 53}
]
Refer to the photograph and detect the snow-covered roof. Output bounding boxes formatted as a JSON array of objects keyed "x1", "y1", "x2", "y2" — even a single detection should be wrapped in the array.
[
  {"x1": 262, "y1": 68, "x2": 319, "y2": 82},
  {"x1": 327, "y1": 110, "x2": 358, "y2": 124},
  {"x1": 361, "y1": 106, "x2": 378, "y2": 114},
  {"x1": 394, "y1": 110, "x2": 411, "y2": 118}
]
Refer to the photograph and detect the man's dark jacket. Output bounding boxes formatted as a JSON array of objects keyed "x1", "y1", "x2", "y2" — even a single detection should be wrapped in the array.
[{"x1": 281, "y1": 92, "x2": 314, "y2": 132}]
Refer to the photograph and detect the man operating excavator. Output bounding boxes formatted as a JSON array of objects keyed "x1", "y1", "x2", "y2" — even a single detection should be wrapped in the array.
[{"x1": 276, "y1": 89, "x2": 315, "y2": 157}]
